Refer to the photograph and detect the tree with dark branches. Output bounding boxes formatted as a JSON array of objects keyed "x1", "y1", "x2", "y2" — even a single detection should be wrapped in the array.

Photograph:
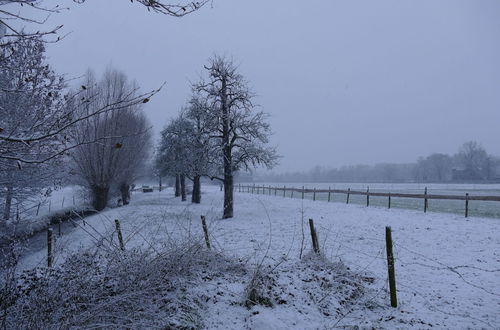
[
  {"x1": 193, "y1": 55, "x2": 278, "y2": 218},
  {"x1": 0, "y1": 0, "x2": 208, "y2": 46}
]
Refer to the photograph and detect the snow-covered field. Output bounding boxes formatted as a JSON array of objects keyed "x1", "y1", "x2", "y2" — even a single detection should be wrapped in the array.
[
  {"x1": 252, "y1": 182, "x2": 500, "y2": 219},
  {"x1": 18, "y1": 186, "x2": 500, "y2": 329}
]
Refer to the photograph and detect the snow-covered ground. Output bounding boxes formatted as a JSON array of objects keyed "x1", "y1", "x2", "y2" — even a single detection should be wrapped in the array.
[{"x1": 18, "y1": 186, "x2": 500, "y2": 329}]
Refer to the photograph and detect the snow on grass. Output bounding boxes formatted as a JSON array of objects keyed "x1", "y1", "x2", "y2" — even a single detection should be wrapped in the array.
[{"x1": 12, "y1": 185, "x2": 500, "y2": 329}]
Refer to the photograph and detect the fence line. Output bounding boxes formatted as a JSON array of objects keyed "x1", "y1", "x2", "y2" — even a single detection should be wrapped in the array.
[{"x1": 238, "y1": 184, "x2": 500, "y2": 217}]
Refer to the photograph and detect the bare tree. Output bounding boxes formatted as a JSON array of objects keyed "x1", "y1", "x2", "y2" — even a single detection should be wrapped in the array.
[
  {"x1": 0, "y1": 36, "x2": 66, "y2": 224},
  {"x1": 457, "y1": 141, "x2": 489, "y2": 180},
  {"x1": 114, "y1": 110, "x2": 151, "y2": 205},
  {"x1": 194, "y1": 55, "x2": 278, "y2": 218},
  {"x1": 155, "y1": 116, "x2": 192, "y2": 202},
  {"x1": 70, "y1": 68, "x2": 151, "y2": 211}
]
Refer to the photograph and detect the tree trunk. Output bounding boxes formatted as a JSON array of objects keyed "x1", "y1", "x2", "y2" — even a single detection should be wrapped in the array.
[
  {"x1": 221, "y1": 76, "x2": 234, "y2": 219},
  {"x1": 192, "y1": 175, "x2": 201, "y2": 203},
  {"x1": 92, "y1": 186, "x2": 109, "y2": 211},
  {"x1": 223, "y1": 172, "x2": 234, "y2": 219},
  {"x1": 175, "y1": 174, "x2": 181, "y2": 197},
  {"x1": 3, "y1": 185, "x2": 13, "y2": 221},
  {"x1": 120, "y1": 183, "x2": 130, "y2": 205},
  {"x1": 180, "y1": 174, "x2": 186, "y2": 201}
]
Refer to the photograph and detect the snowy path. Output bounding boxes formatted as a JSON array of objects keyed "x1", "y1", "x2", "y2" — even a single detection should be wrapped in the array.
[{"x1": 18, "y1": 186, "x2": 500, "y2": 329}]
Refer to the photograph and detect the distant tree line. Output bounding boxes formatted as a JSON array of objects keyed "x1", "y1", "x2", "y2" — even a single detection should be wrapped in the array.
[{"x1": 254, "y1": 141, "x2": 500, "y2": 183}]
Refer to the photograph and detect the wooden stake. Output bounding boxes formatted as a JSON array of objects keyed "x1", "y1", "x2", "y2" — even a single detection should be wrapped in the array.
[
  {"x1": 347, "y1": 188, "x2": 350, "y2": 204},
  {"x1": 47, "y1": 228, "x2": 53, "y2": 267},
  {"x1": 328, "y1": 187, "x2": 331, "y2": 202},
  {"x1": 283, "y1": 185, "x2": 286, "y2": 197},
  {"x1": 201, "y1": 215, "x2": 211, "y2": 249},
  {"x1": 313, "y1": 188, "x2": 316, "y2": 201},
  {"x1": 385, "y1": 226, "x2": 397, "y2": 307},
  {"x1": 308, "y1": 219, "x2": 320, "y2": 254},
  {"x1": 465, "y1": 193, "x2": 469, "y2": 218},
  {"x1": 114, "y1": 219, "x2": 125, "y2": 251},
  {"x1": 366, "y1": 187, "x2": 370, "y2": 207},
  {"x1": 388, "y1": 192, "x2": 391, "y2": 209}
]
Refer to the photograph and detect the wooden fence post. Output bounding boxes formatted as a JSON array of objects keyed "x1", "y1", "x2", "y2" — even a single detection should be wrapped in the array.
[
  {"x1": 346, "y1": 188, "x2": 350, "y2": 204},
  {"x1": 114, "y1": 219, "x2": 125, "y2": 251},
  {"x1": 308, "y1": 219, "x2": 320, "y2": 254},
  {"x1": 385, "y1": 226, "x2": 397, "y2": 307},
  {"x1": 283, "y1": 186, "x2": 286, "y2": 197},
  {"x1": 47, "y1": 228, "x2": 53, "y2": 267},
  {"x1": 424, "y1": 187, "x2": 428, "y2": 213},
  {"x1": 465, "y1": 193, "x2": 469, "y2": 218},
  {"x1": 313, "y1": 188, "x2": 316, "y2": 201},
  {"x1": 388, "y1": 192, "x2": 391, "y2": 209},
  {"x1": 302, "y1": 186, "x2": 305, "y2": 199},
  {"x1": 328, "y1": 187, "x2": 331, "y2": 202},
  {"x1": 201, "y1": 215, "x2": 211, "y2": 249},
  {"x1": 366, "y1": 187, "x2": 370, "y2": 207}
]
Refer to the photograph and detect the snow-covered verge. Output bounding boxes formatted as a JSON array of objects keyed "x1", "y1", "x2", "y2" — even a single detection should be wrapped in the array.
[{"x1": 5, "y1": 186, "x2": 500, "y2": 329}]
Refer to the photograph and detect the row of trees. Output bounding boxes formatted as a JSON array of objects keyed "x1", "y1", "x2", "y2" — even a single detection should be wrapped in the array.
[
  {"x1": 1, "y1": 0, "x2": 207, "y2": 225},
  {"x1": 156, "y1": 55, "x2": 278, "y2": 218},
  {"x1": 257, "y1": 141, "x2": 499, "y2": 183}
]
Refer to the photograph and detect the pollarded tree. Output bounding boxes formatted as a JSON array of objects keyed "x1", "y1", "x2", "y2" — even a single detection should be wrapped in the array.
[
  {"x1": 113, "y1": 110, "x2": 152, "y2": 205},
  {"x1": 70, "y1": 68, "x2": 151, "y2": 211},
  {"x1": 194, "y1": 55, "x2": 278, "y2": 218}
]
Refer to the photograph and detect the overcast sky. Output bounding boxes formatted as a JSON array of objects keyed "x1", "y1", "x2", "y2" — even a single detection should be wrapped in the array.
[{"x1": 28, "y1": 0, "x2": 500, "y2": 171}]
